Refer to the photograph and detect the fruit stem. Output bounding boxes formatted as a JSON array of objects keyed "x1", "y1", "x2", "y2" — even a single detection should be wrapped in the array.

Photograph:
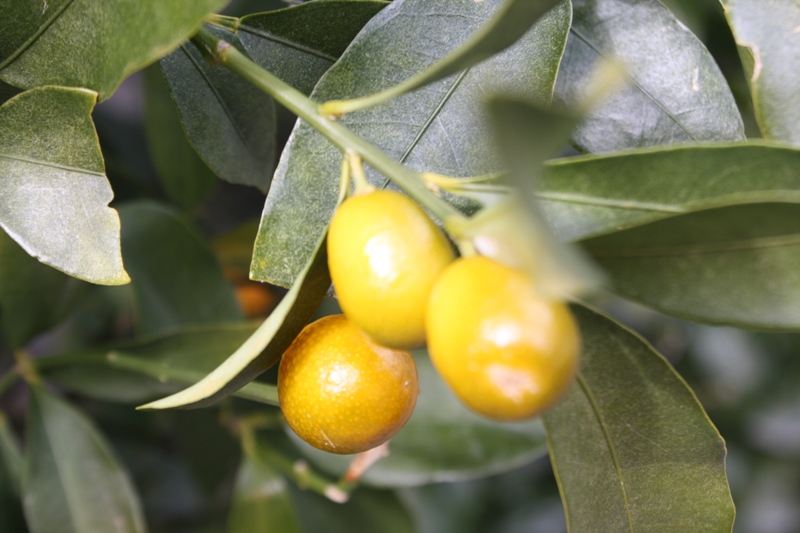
[
  {"x1": 347, "y1": 150, "x2": 375, "y2": 195},
  {"x1": 190, "y1": 27, "x2": 466, "y2": 227}
]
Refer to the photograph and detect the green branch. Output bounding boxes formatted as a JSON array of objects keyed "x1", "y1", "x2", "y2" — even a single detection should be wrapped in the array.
[{"x1": 190, "y1": 27, "x2": 465, "y2": 226}]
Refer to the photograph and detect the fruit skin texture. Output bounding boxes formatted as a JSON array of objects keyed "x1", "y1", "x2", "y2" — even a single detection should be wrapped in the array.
[
  {"x1": 426, "y1": 256, "x2": 580, "y2": 421},
  {"x1": 278, "y1": 314, "x2": 419, "y2": 454},
  {"x1": 327, "y1": 189, "x2": 454, "y2": 349}
]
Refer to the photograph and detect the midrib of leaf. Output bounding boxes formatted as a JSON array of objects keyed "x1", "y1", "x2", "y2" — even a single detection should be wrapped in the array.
[
  {"x1": 568, "y1": 26, "x2": 697, "y2": 141},
  {"x1": 591, "y1": 232, "x2": 800, "y2": 258},
  {"x1": 377, "y1": 67, "x2": 471, "y2": 190},
  {"x1": 237, "y1": 25, "x2": 338, "y2": 62},
  {"x1": 178, "y1": 44, "x2": 256, "y2": 158},
  {"x1": 0, "y1": 0, "x2": 77, "y2": 70},
  {"x1": 537, "y1": 191, "x2": 685, "y2": 213},
  {"x1": 0, "y1": 153, "x2": 105, "y2": 177},
  {"x1": 575, "y1": 373, "x2": 634, "y2": 533}
]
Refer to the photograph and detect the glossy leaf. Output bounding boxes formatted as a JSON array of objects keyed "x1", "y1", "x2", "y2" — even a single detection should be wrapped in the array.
[
  {"x1": 42, "y1": 323, "x2": 279, "y2": 405},
  {"x1": 22, "y1": 387, "x2": 147, "y2": 533},
  {"x1": 238, "y1": 0, "x2": 389, "y2": 95},
  {"x1": 226, "y1": 454, "x2": 300, "y2": 533},
  {"x1": 554, "y1": 0, "x2": 744, "y2": 153},
  {"x1": 538, "y1": 142, "x2": 800, "y2": 242},
  {"x1": 584, "y1": 202, "x2": 800, "y2": 331},
  {"x1": 160, "y1": 27, "x2": 277, "y2": 192},
  {"x1": 0, "y1": 230, "x2": 87, "y2": 349},
  {"x1": 543, "y1": 306, "x2": 734, "y2": 531},
  {"x1": 252, "y1": 0, "x2": 571, "y2": 286},
  {"x1": 721, "y1": 0, "x2": 800, "y2": 144},
  {"x1": 321, "y1": 0, "x2": 566, "y2": 113},
  {"x1": 0, "y1": 0, "x2": 228, "y2": 100},
  {"x1": 143, "y1": 65, "x2": 218, "y2": 210},
  {"x1": 290, "y1": 350, "x2": 547, "y2": 487},
  {"x1": 118, "y1": 201, "x2": 241, "y2": 336},
  {"x1": 139, "y1": 224, "x2": 332, "y2": 410},
  {"x1": 0, "y1": 86, "x2": 128, "y2": 285}
]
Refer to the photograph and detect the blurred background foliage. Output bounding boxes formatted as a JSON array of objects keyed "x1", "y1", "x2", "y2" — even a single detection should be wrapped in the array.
[{"x1": 0, "y1": 0, "x2": 797, "y2": 532}]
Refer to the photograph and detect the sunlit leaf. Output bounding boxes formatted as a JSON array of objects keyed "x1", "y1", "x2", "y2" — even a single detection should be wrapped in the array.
[
  {"x1": 721, "y1": 0, "x2": 800, "y2": 144},
  {"x1": 0, "y1": 0, "x2": 229, "y2": 100},
  {"x1": 23, "y1": 387, "x2": 147, "y2": 533},
  {"x1": 0, "y1": 86, "x2": 128, "y2": 285},
  {"x1": 543, "y1": 306, "x2": 734, "y2": 531},
  {"x1": 555, "y1": 0, "x2": 744, "y2": 152}
]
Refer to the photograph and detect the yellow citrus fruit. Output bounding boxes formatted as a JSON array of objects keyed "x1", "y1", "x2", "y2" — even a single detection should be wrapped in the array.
[
  {"x1": 278, "y1": 314, "x2": 419, "y2": 454},
  {"x1": 327, "y1": 189, "x2": 454, "y2": 349},
  {"x1": 426, "y1": 256, "x2": 580, "y2": 421}
]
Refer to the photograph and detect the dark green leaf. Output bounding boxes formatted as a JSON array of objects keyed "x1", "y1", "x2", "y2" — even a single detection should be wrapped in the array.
[
  {"x1": 584, "y1": 202, "x2": 800, "y2": 331},
  {"x1": 0, "y1": 86, "x2": 128, "y2": 285},
  {"x1": 538, "y1": 142, "x2": 800, "y2": 242},
  {"x1": 140, "y1": 224, "x2": 332, "y2": 410},
  {"x1": 0, "y1": 230, "x2": 88, "y2": 349},
  {"x1": 226, "y1": 454, "x2": 300, "y2": 533},
  {"x1": 23, "y1": 387, "x2": 147, "y2": 533},
  {"x1": 0, "y1": 411, "x2": 25, "y2": 533},
  {"x1": 289, "y1": 483, "x2": 414, "y2": 533},
  {"x1": 159, "y1": 27, "x2": 277, "y2": 192},
  {"x1": 721, "y1": 0, "x2": 800, "y2": 144},
  {"x1": 118, "y1": 201, "x2": 241, "y2": 336},
  {"x1": 290, "y1": 350, "x2": 547, "y2": 487},
  {"x1": 143, "y1": 65, "x2": 218, "y2": 210},
  {"x1": 238, "y1": 0, "x2": 389, "y2": 95},
  {"x1": 0, "y1": 0, "x2": 228, "y2": 100},
  {"x1": 554, "y1": 0, "x2": 744, "y2": 153},
  {"x1": 41, "y1": 323, "x2": 281, "y2": 405},
  {"x1": 252, "y1": 0, "x2": 571, "y2": 286},
  {"x1": 543, "y1": 306, "x2": 734, "y2": 531}
]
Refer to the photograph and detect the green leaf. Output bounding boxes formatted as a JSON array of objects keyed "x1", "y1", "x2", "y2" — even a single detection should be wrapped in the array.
[
  {"x1": 0, "y1": 0, "x2": 228, "y2": 100},
  {"x1": 554, "y1": 0, "x2": 744, "y2": 153},
  {"x1": 543, "y1": 306, "x2": 734, "y2": 531},
  {"x1": 159, "y1": 27, "x2": 277, "y2": 192},
  {"x1": 238, "y1": 0, "x2": 389, "y2": 96},
  {"x1": 0, "y1": 86, "x2": 128, "y2": 285},
  {"x1": 721, "y1": 0, "x2": 800, "y2": 144},
  {"x1": 320, "y1": 0, "x2": 566, "y2": 114},
  {"x1": 538, "y1": 142, "x2": 800, "y2": 242},
  {"x1": 118, "y1": 201, "x2": 241, "y2": 336},
  {"x1": 139, "y1": 223, "x2": 333, "y2": 410},
  {"x1": 289, "y1": 483, "x2": 414, "y2": 533},
  {"x1": 0, "y1": 411, "x2": 25, "y2": 533},
  {"x1": 583, "y1": 202, "x2": 800, "y2": 331},
  {"x1": 289, "y1": 350, "x2": 547, "y2": 487},
  {"x1": 42, "y1": 323, "x2": 279, "y2": 405},
  {"x1": 226, "y1": 454, "x2": 300, "y2": 533},
  {"x1": 0, "y1": 230, "x2": 88, "y2": 349},
  {"x1": 252, "y1": 0, "x2": 571, "y2": 286},
  {"x1": 22, "y1": 387, "x2": 147, "y2": 533},
  {"x1": 143, "y1": 65, "x2": 219, "y2": 210}
]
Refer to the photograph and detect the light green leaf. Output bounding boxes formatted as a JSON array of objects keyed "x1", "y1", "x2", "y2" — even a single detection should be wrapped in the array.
[
  {"x1": 543, "y1": 306, "x2": 734, "y2": 532},
  {"x1": 289, "y1": 350, "x2": 546, "y2": 487},
  {"x1": 159, "y1": 27, "x2": 277, "y2": 192},
  {"x1": 0, "y1": 230, "x2": 88, "y2": 349},
  {"x1": 0, "y1": 86, "x2": 128, "y2": 285},
  {"x1": 143, "y1": 64, "x2": 219, "y2": 210},
  {"x1": 139, "y1": 224, "x2": 332, "y2": 410},
  {"x1": 538, "y1": 142, "x2": 800, "y2": 242},
  {"x1": 721, "y1": 0, "x2": 800, "y2": 144},
  {"x1": 583, "y1": 202, "x2": 800, "y2": 331},
  {"x1": 252, "y1": 0, "x2": 571, "y2": 286},
  {"x1": 41, "y1": 323, "x2": 279, "y2": 405},
  {"x1": 238, "y1": 0, "x2": 389, "y2": 95},
  {"x1": 22, "y1": 387, "x2": 147, "y2": 533},
  {"x1": 320, "y1": 0, "x2": 566, "y2": 114},
  {"x1": 555, "y1": 0, "x2": 744, "y2": 153},
  {"x1": 118, "y1": 201, "x2": 241, "y2": 336},
  {"x1": 226, "y1": 454, "x2": 300, "y2": 533},
  {"x1": 0, "y1": 0, "x2": 228, "y2": 100}
]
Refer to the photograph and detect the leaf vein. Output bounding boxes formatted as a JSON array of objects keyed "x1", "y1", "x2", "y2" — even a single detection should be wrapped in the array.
[
  {"x1": 0, "y1": 0, "x2": 77, "y2": 70},
  {"x1": 0, "y1": 153, "x2": 105, "y2": 177},
  {"x1": 237, "y1": 25, "x2": 337, "y2": 62}
]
